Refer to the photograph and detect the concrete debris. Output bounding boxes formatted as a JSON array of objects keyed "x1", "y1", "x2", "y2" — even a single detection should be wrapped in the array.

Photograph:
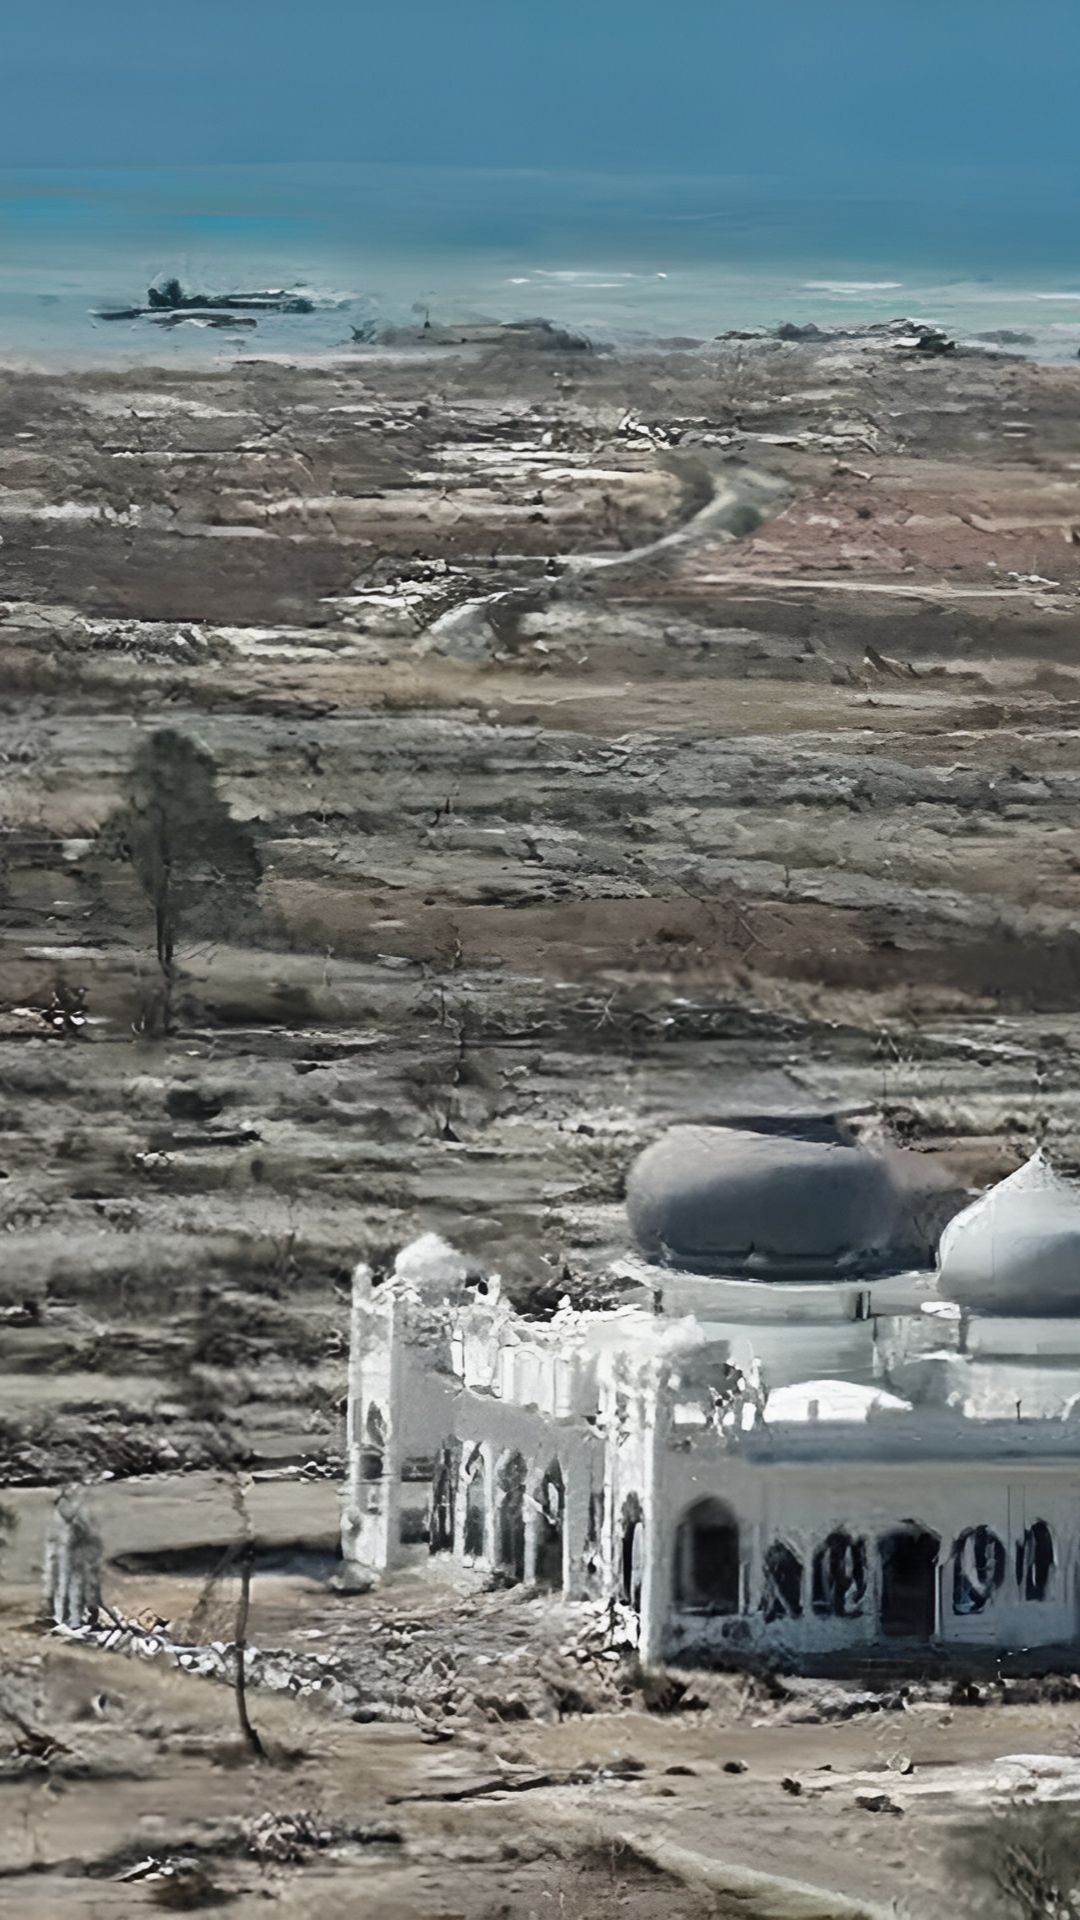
[
  {"x1": 892, "y1": 325, "x2": 956, "y2": 356},
  {"x1": 111, "y1": 1812, "x2": 402, "y2": 1884},
  {"x1": 854, "y1": 1791, "x2": 901, "y2": 1814},
  {"x1": 94, "y1": 279, "x2": 316, "y2": 321},
  {"x1": 390, "y1": 1755, "x2": 646, "y2": 1804},
  {"x1": 57, "y1": 1606, "x2": 415, "y2": 1724}
]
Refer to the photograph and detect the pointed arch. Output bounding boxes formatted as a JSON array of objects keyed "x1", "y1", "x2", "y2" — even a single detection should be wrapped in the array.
[
  {"x1": 811, "y1": 1531, "x2": 867, "y2": 1618},
  {"x1": 496, "y1": 1450, "x2": 526, "y2": 1582},
  {"x1": 534, "y1": 1460, "x2": 565, "y2": 1590},
  {"x1": 429, "y1": 1438, "x2": 459, "y2": 1555},
  {"x1": 878, "y1": 1523, "x2": 939, "y2": 1638},
  {"x1": 463, "y1": 1444, "x2": 486, "y2": 1560},
  {"x1": 761, "y1": 1540, "x2": 803, "y2": 1623},
  {"x1": 619, "y1": 1493, "x2": 644, "y2": 1611},
  {"x1": 1017, "y1": 1520, "x2": 1055, "y2": 1601},
  {"x1": 952, "y1": 1526, "x2": 1006, "y2": 1615},
  {"x1": 673, "y1": 1497, "x2": 740, "y2": 1614},
  {"x1": 362, "y1": 1403, "x2": 386, "y2": 1479}
]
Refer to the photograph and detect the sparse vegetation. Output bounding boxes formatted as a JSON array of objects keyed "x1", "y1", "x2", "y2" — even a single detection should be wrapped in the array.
[
  {"x1": 93, "y1": 729, "x2": 262, "y2": 1030},
  {"x1": 948, "y1": 1803, "x2": 1080, "y2": 1918}
]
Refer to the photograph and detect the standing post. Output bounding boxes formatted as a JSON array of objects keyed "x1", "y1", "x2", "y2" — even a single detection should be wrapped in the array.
[
  {"x1": 638, "y1": 1371, "x2": 667, "y2": 1665},
  {"x1": 341, "y1": 1262, "x2": 373, "y2": 1581}
]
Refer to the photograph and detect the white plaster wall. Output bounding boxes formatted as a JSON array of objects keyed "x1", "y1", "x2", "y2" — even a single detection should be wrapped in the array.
[
  {"x1": 721, "y1": 1320, "x2": 879, "y2": 1390},
  {"x1": 652, "y1": 1448, "x2": 1080, "y2": 1663},
  {"x1": 948, "y1": 1360, "x2": 1080, "y2": 1422},
  {"x1": 967, "y1": 1317, "x2": 1080, "y2": 1359}
]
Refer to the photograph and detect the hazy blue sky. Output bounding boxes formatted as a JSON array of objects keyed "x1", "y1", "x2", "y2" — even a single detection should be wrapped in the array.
[{"x1": 3, "y1": 0, "x2": 1078, "y2": 178}]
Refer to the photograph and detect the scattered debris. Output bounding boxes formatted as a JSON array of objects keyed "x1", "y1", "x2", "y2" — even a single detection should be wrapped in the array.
[
  {"x1": 854, "y1": 1791, "x2": 902, "y2": 1815},
  {"x1": 390, "y1": 1756, "x2": 645, "y2": 1805},
  {"x1": 892, "y1": 324, "x2": 956, "y2": 356},
  {"x1": 94, "y1": 278, "x2": 316, "y2": 321},
  {"x1": 352, "y1": 317, "x2": 597, "y2": 354}
]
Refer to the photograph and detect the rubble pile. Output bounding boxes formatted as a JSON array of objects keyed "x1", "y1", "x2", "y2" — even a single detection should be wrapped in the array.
[
  {"x1": 55, "y1": 1591, "x2": 690, "y2": 1729},
  {"x1": 0, "y1": 1404, "x2": 250, "y2": 1487}
]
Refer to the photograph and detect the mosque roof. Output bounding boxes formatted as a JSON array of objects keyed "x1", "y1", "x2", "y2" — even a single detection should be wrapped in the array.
[
  {"x1": 764, "y1": 1379, "x2": 913, "y2": 1422},
  {"x1": 625, "y1": 1123, "x2": 950, "y2": 1280}
]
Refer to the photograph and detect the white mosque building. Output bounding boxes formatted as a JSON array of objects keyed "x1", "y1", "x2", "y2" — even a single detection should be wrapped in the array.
[{"x1": 341, "y1": 1123, "x2": 1080, "y2": 1669}]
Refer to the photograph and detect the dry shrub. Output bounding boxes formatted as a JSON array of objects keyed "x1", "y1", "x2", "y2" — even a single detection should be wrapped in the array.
[{"x1": 947, "y1": 1802, "x2": 1080, "y2": 1918}]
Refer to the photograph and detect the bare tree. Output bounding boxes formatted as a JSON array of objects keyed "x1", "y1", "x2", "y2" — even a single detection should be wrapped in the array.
[
  {"x1": 228, "y1": 1476, "x2": 265, "y2": 1760},
  {"x1": 0, "y1": 1504, "x2": 16, "y2": 1577},
  {"x1": 94, "y1": 729, "x2": 261, "y2": 1032}
]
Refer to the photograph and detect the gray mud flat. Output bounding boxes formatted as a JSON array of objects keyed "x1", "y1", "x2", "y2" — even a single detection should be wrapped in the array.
[{"x1": 4, "y1": 330, "x2": 1080, "y2": 1756}]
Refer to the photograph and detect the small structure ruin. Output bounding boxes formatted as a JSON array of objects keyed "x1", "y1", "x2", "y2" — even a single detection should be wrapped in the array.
[
  {"x1": 341, "y1": 1126, "x2": 1080, "y2": 1668},
  {"x1": 43, "y1": 1485, "x2": 103, "y2": 1630}
]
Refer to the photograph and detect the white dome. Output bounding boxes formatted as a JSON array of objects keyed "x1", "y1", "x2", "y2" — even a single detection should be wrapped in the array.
[
  {"x1": 937, "y1": 1152, "x2": 1080, "y2": 1315},
  {"x1": 392, "y1": 1233, "x2": 469, "y2": 1296}
]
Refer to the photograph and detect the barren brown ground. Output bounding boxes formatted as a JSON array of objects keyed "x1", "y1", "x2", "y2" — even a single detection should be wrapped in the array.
[{"x1": 5, "y1": 331, "x2": 1080, "y2": 1912}]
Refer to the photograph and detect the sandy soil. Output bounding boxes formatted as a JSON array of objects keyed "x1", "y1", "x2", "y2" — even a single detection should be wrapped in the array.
[{"x1": 5, "y1": 1521, "x2": 1080, "y2": 1917}]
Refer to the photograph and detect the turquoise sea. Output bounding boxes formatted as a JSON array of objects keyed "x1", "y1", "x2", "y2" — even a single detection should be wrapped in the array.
[{"x1": 2, "y1": 161, "x2": 1079, "y2": 366}]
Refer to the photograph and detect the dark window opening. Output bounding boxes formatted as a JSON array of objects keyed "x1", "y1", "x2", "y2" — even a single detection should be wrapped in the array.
[
  {"x1": 811, "y1": 1531, "x2": 867, "y2": 1617},
  {"x1": 673, "y1": 1498, "x2": 740, "y2": 1614},
  {"x1": 761, "y1": 1540, "x2": 803, "y2": 1622},
  {"x1": 586, "y1": 1488, "x2": 603, "y2": 1552},
  {"x1": 429, "y1": 1439, "x2": 459, "y2": 1555},
  {"x1": 952, "y1": 1526, "x2": 1006, "y2": 1615},
  {"x1": 463, "y1": 1445, "x2": 486, "y2": 1559},
  {"x1": 1017, "y1": 1520, "x2": 1055, "y2": 1602},
  {"x1": 583, "y1": 1486, "x2": 604, "y2": 1588},
  {"x1": 878, "y1": 1524, "x2": 940, "y2": 1639},
  {"x1": 399, "y1": 1506, "x2": 429, "y2": 1545},
  {"x1": 620, "y1": 1493, "x2": 644, "y2": 1612},
  {"x1": 496, "y1": 1451, "x2": 527, "y2": 1583},
  {"x1": 535, "y1": 1460, "x2": 565, "y2": 1590},
  {"x1": 361, "y1": 1402, "x2": 386, "y2": 1480}
]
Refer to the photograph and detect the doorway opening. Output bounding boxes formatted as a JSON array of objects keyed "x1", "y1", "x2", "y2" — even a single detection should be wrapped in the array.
[
  {"x1": 878, "y1": 1524, "x2": 940, "y2": 1638},
  {"x1": 534, "y1": 1460, "x2": 565, "y2": 1590},
  {"x1": 496, "y1": 1451, "x2": 526, "y2": 1582},
  {"x1": 673, "y1": 1498, "x2": 740, "y2": 1613}
]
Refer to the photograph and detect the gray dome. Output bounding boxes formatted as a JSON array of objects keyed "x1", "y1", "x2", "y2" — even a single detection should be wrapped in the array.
[
  {"x1": 626, "y1": 1124, "x2": 912, "y2": 1278},
  {"x1": 938, "y1": 1152, "x2": 1080, "y2": 1315}
]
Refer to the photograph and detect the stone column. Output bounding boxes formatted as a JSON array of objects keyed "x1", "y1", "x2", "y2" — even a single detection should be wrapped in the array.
[
  {"x1": 523, "y1": 1457, "x2": 540, "y2": 1585},
  {"x1": 340, "y1": 1262, "x2": 374, "y2": 1583},
  {"x1": 482, "y1": 1443, "x2": 497, "y2": 1567},
  {"x1": 563, "y1": 1451, "x2": 592, "y2": 1598},
  {"x1": 638, "y1": 1373, "x2": 668, "y2": 1665},
  {"x1": 379, "y1": 1292, "x2": 405, "y2": 1570}
]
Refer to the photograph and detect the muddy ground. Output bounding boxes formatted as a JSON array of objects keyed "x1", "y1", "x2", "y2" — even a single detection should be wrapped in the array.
[
  {"x1": 4, "y1": 328, "x2": 1080, "y2": 1912},
  {"x1": 7, "y1": 1513, "x2": 1080, "y2": 1918}
]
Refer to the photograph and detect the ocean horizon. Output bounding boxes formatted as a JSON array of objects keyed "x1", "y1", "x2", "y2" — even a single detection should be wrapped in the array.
[{"x1": 2, "y1": 158, "x2": 1079, "y2": 366}]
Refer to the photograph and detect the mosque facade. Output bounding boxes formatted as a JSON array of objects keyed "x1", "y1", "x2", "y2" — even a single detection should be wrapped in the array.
[{"x1": 340, "y1": 1126, "x2": 1080, "y2": 1668}]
